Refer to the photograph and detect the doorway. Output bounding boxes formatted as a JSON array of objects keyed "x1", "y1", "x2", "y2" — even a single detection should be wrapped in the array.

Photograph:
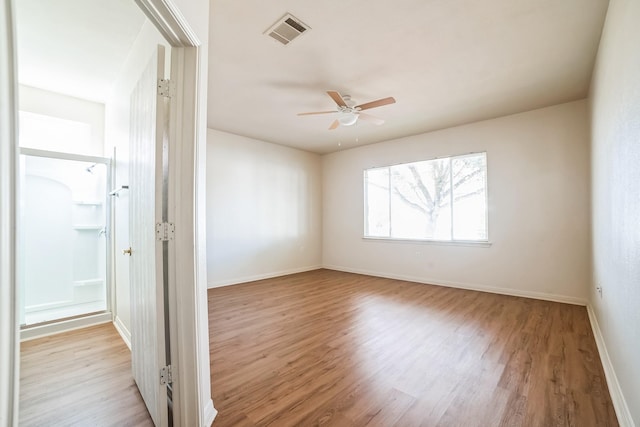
[
  {"x1": 2, "y1": 0, "x2": 214, "y2": 424},
  {"x1": 13, "y1": 0, "x2": 158, "y2": 423}
]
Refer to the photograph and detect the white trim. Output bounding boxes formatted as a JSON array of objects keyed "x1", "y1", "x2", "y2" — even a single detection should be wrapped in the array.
[
  {"x1": 586, "y1": 305, "x2": 635, "y2": 427},
  {"x1": 322, "y1": 264, "x2": 588, "y2": 306},
  {"x1": 0, "y1": 0, "x2": 19, "y2": 424},
  {"x1": 208, "y1": 265, "x2": 323, "y2": 288},
  {"x1": 113, "y1": 315, "x2": 132, "y2": 350},
  {"x1": 362, "y1": 237, "x2": 492, "y2": 248},
  {"x1": 166, "y1": 44, "x2": 217, "y2": 427},
  {"x1": 134, "y1": 0, "x2": 200, "y2": 47},
  {"x1": 202, "y1": 401, "x2": 218, "y2": 427},
  {"x1": 20, "y1": 312, "x2": 112, "y2": 342}
]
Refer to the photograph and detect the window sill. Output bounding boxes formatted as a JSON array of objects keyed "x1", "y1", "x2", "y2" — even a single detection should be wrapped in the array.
[{"x1": 362, "y1": 237, "x2": 492, "y2": 248}]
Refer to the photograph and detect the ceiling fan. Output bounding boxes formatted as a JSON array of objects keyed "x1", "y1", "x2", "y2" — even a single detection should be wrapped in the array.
[{"x1": 297, "y1": 91, "x2": 396, "y2": 130}]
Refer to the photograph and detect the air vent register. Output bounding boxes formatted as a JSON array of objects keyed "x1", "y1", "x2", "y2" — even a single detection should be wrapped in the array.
[{"x1": 265, "y1": 13, "x2": 310, "y2": 45}]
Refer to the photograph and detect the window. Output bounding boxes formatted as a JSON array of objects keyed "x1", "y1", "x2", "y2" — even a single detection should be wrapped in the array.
[
  {"x1": 19, "y1": 111, "x2": 94, "y2": 155},
  {"x1": 364, "y1": 152, "x2": 488, "y2": 242}
]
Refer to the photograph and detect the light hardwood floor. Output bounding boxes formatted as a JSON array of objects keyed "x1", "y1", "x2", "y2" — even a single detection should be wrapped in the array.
[
  {"x1": 19, "y1": 323, "x2": 153, "y2": 426},
  {"x1": 208, "y1": 269, "x2": 618, "y2": 426},
  {"x1": 19, "y1": 269, "x2": 618, "y2": 426}
]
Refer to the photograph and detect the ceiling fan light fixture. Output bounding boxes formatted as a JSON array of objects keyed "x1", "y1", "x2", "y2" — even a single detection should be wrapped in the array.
[
  {"x1": 297, "y1": 91, "x2": 395, "y2": 130},
  {"x1": 338, "y1": 112, "x2": 358, "y2": 126}
]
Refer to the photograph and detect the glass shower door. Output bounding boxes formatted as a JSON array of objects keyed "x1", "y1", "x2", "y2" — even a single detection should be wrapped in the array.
[{"x1": 19, "y1": 153, "x2": 109, "y2": 326}]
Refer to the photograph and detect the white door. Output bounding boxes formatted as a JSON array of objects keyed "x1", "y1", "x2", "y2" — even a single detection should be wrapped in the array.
[{"x1": 129, "y1": 45, "x2": 170, "y2": 427}]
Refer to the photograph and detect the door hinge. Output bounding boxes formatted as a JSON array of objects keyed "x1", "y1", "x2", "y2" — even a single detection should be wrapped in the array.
[
  {"x1": 156, "y1": 222, "x2": 175, "y2": 241},
  {"x1": 157, "y1": 79, "x2": 176, "y2": 98},
  {"x1": 160, "y1": 365, "x2": 173, "y2": 385}
]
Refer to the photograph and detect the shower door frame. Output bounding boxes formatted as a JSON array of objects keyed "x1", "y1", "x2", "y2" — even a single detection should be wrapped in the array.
[{"x1": 19, "y1": 147, "x2": 113, "y2": 329}]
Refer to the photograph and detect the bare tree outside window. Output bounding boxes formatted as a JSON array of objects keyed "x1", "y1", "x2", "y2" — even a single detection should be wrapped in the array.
[{"x1": 364, "y1": 153, "x2": 487, "y2": 241}]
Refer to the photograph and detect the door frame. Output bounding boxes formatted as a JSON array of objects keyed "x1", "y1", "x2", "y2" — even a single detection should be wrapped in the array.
[
  {"x1": 0, "y1": 0, "x2": 216, "y2": 425},
  {"x1": 18, "y1": 147, "x2": 112, "y2": 331},
  {"x1": 135, "y1": 1, "x2": 216, "y2": 424},
  {"x1": 0, "y1": 1, "x2": 19, "y2": 425}
]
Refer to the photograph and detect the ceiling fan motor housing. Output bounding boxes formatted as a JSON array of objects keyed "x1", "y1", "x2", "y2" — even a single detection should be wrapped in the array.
[{"x1": 337, "y1": 95, "x2": 360, "y2": 126}]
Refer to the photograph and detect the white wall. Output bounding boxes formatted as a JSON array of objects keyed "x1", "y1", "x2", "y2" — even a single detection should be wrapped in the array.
[
  {"x1": 206, "y1": 129, "x2": 322, "y2": 287},
  {"x1": 104, "y1": 19, "x2": 168, "y2": 346},
  {"x1": 323, "y1": 100, "x2": 591, "y2": 303},
  {"x1": 590, "y1": 0, "x2": 640, "y2": 424},
  {"x1": 18, "y1": 85, "x2": 104, "y2": 156}
]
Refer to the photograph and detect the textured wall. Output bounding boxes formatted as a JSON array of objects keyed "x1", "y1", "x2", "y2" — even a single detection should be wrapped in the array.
[{"x1": 590, "y1": 0, "x2": 640, "y2": 423}]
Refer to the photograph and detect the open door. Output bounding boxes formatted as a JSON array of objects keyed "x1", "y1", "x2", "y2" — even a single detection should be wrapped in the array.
[{"x1": 128, "y1": 45, "x2": 172, "y2": 426}]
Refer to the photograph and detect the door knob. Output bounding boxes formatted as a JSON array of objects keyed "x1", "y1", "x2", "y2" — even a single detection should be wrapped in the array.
[{"x1": 123, "y1": 247, "x2": 132, "y2": 256}]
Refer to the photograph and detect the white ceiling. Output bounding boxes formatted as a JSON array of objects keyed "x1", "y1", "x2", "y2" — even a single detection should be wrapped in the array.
[
  {"x1": 207, "y1": 0, "x2": 609, "y2": 154},
  {"x1": 15, "y1": 0, "x2": 146, "y2": 103},
  {"x1": 14, "y1": 0, "x2": 609, "y2": 151}
]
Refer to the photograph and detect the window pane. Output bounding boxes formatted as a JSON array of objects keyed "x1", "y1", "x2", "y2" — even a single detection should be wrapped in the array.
[
  {"x1": 19, "y1": 111, "x2": 92, "y2": 154},
  {"x1": 363, "y1": 152, "x2": 488, "y2": 242},
  {"x1": 365, "y1": 168, "x2": 390, "y2": 237},
  {"x1": 452, "y1": 153, "x2": 487, "y2": 240},
  {"x1": 390, "y1": 158, "x2": 451, "y2": 240}
]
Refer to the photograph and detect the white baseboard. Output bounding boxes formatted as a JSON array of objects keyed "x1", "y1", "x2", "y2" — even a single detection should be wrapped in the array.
[
  {"x1": 587, "y1": 305, "x2": 635, "y2": 427},
  {"x1": 208, "y1": 265, "x2": 322, "y2": 288},
  {"x1": 113, "y1": 315, "x2": 131, "y2": 350},
  {"x1": 20, "y1": 312, "x2": 112, "y2": 342},
  {"x1": 203, "y1": 400, "x2": 218, "y2": 427},
  {"x1": 322, "y1": 264, "x2": 588, "y2": 306}
]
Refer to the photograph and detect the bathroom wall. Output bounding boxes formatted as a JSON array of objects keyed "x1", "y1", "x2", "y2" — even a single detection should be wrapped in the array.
[{"x1": 18, "y1": 85, "x2": 104, "y2": 156}]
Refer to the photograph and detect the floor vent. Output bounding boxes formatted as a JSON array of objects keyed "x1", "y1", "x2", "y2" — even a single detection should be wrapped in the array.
[{"x1": 265, "y1": 13, "x2": 310, "y2": 46}]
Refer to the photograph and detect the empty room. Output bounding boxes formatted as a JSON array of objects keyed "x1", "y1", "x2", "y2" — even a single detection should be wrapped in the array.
[
  {"x1": 1, "y1": 0, "x2": 639, "y2": 426},
  {"x1": 205, "y1": 0, "x2": 637, "y2": 425}
]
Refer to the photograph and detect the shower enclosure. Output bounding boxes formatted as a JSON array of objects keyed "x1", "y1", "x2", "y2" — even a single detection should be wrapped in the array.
[{"x1": 19, "y1": 148, "x2": 111, "y2": 326}]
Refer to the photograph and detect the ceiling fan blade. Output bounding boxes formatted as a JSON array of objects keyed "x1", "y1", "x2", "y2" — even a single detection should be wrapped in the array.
[
  {"x1": 297, "y1": 111, "x2": 337, "y2": 116},
  {"x1": 328, "y1": 119, "x2": 340, "y2": 130},
  {"x1": 327, "y1": 90, "x2": 348, "y2": 108},
  {"x1": 356, "y1": 96, "x2": 396, "y2": 111},
  {"x1": 358, "y1": 113, "x2": 385, "y2": 125}
]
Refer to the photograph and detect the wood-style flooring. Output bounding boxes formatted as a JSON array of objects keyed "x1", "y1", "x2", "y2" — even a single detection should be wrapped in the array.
[
  {"x1": 208, "y1": 269, "x2": 618, "y2": 427},
  {"x1": 19, "y1": 323, "x2": 153, "y2": 427},
  {"x1": 18, "y1": 269, "x2": 618, "y2": 426}
]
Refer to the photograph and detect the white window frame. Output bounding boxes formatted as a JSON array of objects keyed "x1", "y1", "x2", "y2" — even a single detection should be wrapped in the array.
[{"x1": 363, "y1": 152, "x2": 489, "y2": 245}]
